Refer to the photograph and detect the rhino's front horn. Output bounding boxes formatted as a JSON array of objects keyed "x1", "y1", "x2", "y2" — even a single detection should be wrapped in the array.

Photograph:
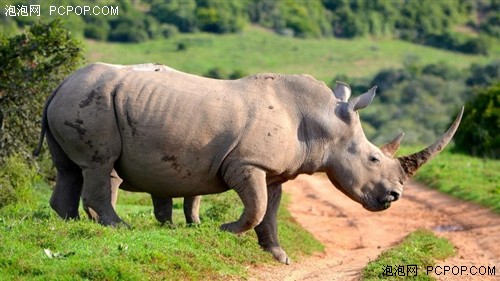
[{"x1": 398, "y1": 107, "x2": 464, "y2": 179}]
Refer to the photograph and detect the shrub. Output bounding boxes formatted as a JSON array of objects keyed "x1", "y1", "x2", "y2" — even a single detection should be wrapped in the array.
[
  {"x1": 423, "y1": 32, "x2": 491, "y2": 55},
  {"x1": 196, "y1": 0, "x2": 247, "y2": 34},
  {"x1": 108, "y1": 16, "x2": 149, "y2": 43},
  {"x1": 0, "y1": 155, "x2": 37, "y2": 208},
  {"x1": 160, "y1": 24, "x2": 179, "y2": 38},
  {"x1": 0, "y1": 19, "x2": 84, "y2": 161},
  {"x1": 149, "y1": 0, "x2": 198, "y2": 33},
  {"x1": 204, "y1": 67, "x2": 227, "y2": 79},
  {"x1": 84, "y1": 21, "x2": 111, "y2": 41},
  {"x1": 466, "y1": 61, "x2": 500, "y2": 87},
  {"x1": 453, "y1": 83, "x2": 500, "y2": 159}
]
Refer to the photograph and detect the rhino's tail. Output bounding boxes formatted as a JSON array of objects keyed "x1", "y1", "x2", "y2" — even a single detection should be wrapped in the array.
[{"x1": 33, "y1": 82, "x2": 65, "y2": 157}]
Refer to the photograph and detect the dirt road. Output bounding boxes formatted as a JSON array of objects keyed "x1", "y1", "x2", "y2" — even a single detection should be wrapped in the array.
[{"x1": 249, "y1": 174, "x2": 499, "y2": 280}]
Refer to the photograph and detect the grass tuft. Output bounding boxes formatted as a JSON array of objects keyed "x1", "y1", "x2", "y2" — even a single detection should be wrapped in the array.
[{"x1": 363, "y1": 229, "x2": 455, "y2": 281}]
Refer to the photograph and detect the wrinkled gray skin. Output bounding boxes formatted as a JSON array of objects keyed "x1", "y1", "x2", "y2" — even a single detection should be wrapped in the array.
[
  {"x1": 34, "y1": 63, "x2": 463, "y2": 264},
  {"x1": 84, "y1": 170, "x2": 201, "y2": 224}
]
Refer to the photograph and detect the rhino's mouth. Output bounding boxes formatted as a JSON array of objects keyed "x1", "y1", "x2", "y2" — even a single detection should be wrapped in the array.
[
  {"x1": 362, "y1": 203, "x2": 390, "y2": 212},
  {"x1": 362, "y1": 197, "x2": 393, "y2": 212}
]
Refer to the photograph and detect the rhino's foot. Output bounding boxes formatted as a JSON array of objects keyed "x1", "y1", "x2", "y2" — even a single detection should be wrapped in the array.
[
  {"x1": 87, "y1": 206, "x2": 128, "y2": 228},
  {"x1": 50, "y1": 198, "x2": 80, "y2": 220},
  {"x1": 264, "y1": 246, "x2": 291, "y2": 265},
  {"x1": 220, "y1": 222, "x2": 240, "y2": 234},
  {"x1": 220, "y1": 222, "x2": 250, "y2": 234},
  {"x1": 185, "y1": 216, "x2": 201, "y2": 225}
]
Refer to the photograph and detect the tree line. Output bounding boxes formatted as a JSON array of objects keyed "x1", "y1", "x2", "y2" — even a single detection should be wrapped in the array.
[{"x1": 2, "y1": 0, "x2": 499, "y2": 55}]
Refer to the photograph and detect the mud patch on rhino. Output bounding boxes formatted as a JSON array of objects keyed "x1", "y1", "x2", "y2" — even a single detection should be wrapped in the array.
[
  {"x1": 161, "y1": 154, "x2": 192, "y2": 178},
  {"x1": 64, "y1": 119, "x2": 86, "y2": 140},
  {"x1": 79, "y1": 90, "x2": 104, "y2": 108},
  {"x1": 92, "y1": 150, "x2": 111, "y2": 165},
  {"x1": 84, "y1": 139, "x2": 94, "y2": 149}
]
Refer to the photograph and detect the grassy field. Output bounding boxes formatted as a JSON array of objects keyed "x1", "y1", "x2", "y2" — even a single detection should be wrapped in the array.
[
  {"x1": 0, "y1": 156, "x2": 323, "y2": 280},
  {"x1": 85, "y1": 26, "x2": 498, "y2": 83},
  {"x1": 363, "y1": 229, "x2": 455, "y2": 281},
  {"x1": 399, "y1": 147, "x2": 500, "y2": 213}
]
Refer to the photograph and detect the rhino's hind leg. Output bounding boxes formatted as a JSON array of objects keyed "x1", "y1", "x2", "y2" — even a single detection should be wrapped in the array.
[
  {"x1": 81, "y1": 167, "x2": 124, "y2": 227},
  {"x1": 151, "y1": 196, "x2": 202, "y2": 225},
  {"x1": 84, "y1": 169, "x2": 120, "y2": 221},
  {"x1": 183, "y1": 196, "x2": 201, "y2": 224},
  {"x1": 254, "y1": 184, "x2": 290, "y2": 264},
  {"x1": 152, "y1": 196, "x2": 174, "y2": 224},
  {"x1": 220, "y1": 166, "x2": 267, "y2": 234},
  {"x1": 46, "y1": 129, "x2": 83, "y2": 220}
]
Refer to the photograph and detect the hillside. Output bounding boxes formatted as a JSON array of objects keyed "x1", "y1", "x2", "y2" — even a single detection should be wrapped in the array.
[{"x1": 85, "y1": 26, "x2": 498, "y2": 83}]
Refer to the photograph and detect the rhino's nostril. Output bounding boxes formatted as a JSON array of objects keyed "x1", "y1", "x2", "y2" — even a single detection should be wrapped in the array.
[{"x1": 390, "y1": 190, "x2": 400, "y2": 201}]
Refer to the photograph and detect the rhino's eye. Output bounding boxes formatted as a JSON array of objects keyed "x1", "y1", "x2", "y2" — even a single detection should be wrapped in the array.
[{"x1": 369, "y1": 155, "x2": 381, "y2": 165}]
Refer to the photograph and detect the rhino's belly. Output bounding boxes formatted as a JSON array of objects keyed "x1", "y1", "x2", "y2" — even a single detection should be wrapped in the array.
[{"x1": 115, "y1": 150, "x2": 229, "y2": 197}]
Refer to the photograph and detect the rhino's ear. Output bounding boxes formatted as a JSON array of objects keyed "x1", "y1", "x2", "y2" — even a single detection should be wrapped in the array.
[
  {"x1": 349, "y1": 86, "x2": 376, "y2": 111},
  {"x1": 333, "y1": 81, "x2": 351, "y2": 102}
]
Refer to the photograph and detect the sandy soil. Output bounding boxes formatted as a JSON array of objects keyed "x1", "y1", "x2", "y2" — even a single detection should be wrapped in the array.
[{"x1": 248, "y1": 174, "x2": 499, "y2": 281}]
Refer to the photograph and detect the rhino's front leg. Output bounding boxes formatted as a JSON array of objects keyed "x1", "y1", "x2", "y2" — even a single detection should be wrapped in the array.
[
  {"x1": 183, "y1": 196, "x2": 201, "y2": 224},
  {"x1": 221, "y1": 166, "x2": 267, "y2": 234},
  {"x1": 254, "y1": 184, "x2": 290, "y2": 264}
]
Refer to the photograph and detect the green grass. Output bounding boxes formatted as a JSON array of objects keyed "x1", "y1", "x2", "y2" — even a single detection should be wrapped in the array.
[
  {"x1": 84, "y1": 26, "x2": 498, "y2": 82},
  {"x1": 399, "y1": 146, "x2": 500, "y2": 213},
  {"x1": 363, "y1": 229, "x2": 456, "y2": 281},
  {"x1": 0, "y1": 157, "x2": 323, "y2": 280}
]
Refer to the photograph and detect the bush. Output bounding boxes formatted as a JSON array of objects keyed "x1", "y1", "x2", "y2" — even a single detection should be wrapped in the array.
[
  {"x1": 84, "y1": 21, "x2": 111, "y2": 41},
  {"x1": 0, "y1": 155, "x2": 37, "y2": 209},
  {"x1": 196, "y1": 0, "x2": 248, "y2": 33},
  {"x1": 160, "y1": 24, "x2": 179, "y2": 38},
  {"x1": 0, "y1": 19, "x2": 84, "y2": 161},
  {"x1": 466, "y1": 61, "x2": 500, "y2": 87},
  {"x1": 108, "y1": 16, "x2": 149, "y2": 43},
  {"x1": 453, "y1": 83, "x2": 500, "y2": 159},
  {"x1": 149, "y1": 0, "x2": 198, "y2": 33},
  {"x1": 423, "y1": 32, "x2": 491, "y2": 55},
  {"x1": 204, "y1": 68, "x2": 247, "y2": 79},
  {"x1": 204, "y1": 67, "x2": 226, "y2": 79}
]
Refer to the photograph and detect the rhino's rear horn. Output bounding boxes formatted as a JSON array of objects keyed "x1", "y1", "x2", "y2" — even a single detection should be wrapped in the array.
[
  {"x1": 398, "y1": 107, "x2": 464, "y2": 179},
  {"x1": 381, "y1": 132, "x2": 404, "y2": 157}
]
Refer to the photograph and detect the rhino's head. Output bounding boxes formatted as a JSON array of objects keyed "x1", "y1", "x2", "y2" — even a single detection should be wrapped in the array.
[{"x1": 324, "y1": 82, "x2": 463, "y2": 212}]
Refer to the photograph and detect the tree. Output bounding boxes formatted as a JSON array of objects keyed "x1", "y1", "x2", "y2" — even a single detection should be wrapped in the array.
[
  {"x1": 466, "y1": 61, "x2": 500, "y2": 87},
  {"x1": 0, "y1": 19, "x2": 84, "y2": 161},
  {"x1": 149, "y1": 0, "x2": 198, "y2": 32},
  {"x1": 195, "y1": 0, "x2": 248, "y2": 33},
  {"x1": 453, "y1": 83, "x2": 500, "y2": 159}
]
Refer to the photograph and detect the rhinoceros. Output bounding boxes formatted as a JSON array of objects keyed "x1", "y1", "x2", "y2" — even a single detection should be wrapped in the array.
[{"x1": 34, "y1": 62, "x2": 462, "y2": 264}]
